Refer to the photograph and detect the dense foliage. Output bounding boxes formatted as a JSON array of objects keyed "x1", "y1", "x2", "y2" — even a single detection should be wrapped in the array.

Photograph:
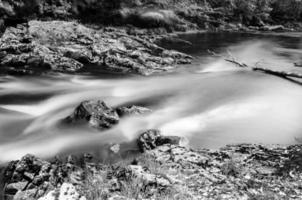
[
  {"x1": 207, "y1": 0, "x2": 302, "y2": 22},
  {"x1": 1, "y1": 0, "x2": 302, "y2": 32}
]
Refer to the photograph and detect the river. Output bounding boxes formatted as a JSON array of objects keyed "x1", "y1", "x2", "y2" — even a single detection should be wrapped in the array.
[{"x1": 1, "y1": 32, "x2": 302, "y2": 163}]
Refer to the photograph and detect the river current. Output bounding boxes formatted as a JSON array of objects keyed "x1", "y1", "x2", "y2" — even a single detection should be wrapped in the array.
[{"x1": 1, "y1": 32, "x2": 302, "y2": 163}]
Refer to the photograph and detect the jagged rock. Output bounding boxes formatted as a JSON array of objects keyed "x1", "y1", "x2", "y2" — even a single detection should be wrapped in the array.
[
  {"x1": 64, "y1": 100, "x2": 119, "y2": 129},
  {"x1": 116, "y1": 105, "x2": 151, "y2": 117},
  {"x1": 2, "y1": 154, "x2": 85, "y2": 200},
  {"x1": 2, "y1": 155, "x2": 52, "y2": 199},
  {"x1": 0, "y1": 20, "x2": 192, "y2": 75},
  {"x1": 137, "y1": 129, "x2": 181, "y2": 152}
]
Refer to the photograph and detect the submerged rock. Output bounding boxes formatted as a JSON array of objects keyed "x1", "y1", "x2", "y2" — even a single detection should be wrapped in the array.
[{"x1": 0, "y1": 20, "x2": 192, "y2": 75}]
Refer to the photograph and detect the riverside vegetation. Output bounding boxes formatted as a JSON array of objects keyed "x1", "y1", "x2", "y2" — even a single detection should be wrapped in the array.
[{"x1": 1, "y1": 0, "x2": 302, "y2": 200}]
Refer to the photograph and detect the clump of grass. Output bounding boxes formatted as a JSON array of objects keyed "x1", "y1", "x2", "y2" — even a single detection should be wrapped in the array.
[
  {"x1": 82, "y1": 154, "x2": 194, "y2": 200},
  {"x1": 82, "y1": 168, "x2": 110, "y2": 200},
  {"x1": 136, "y1": 154, "x2": 163, "y2": 173},
  {"x1": 221, "y1": 158, "x2": 243, "y2": 177}
]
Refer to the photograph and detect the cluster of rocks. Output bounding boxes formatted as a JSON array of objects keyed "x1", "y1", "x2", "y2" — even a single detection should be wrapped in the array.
[
  {"x1": 0, "y1": 129, "x2": 183, "y2": 200},
  {"x1": 1, "y1": 154, "x2": 87, "y2": 200},
  {"x1": 0, "y1": 20, "x2": 192, "y2": 75},
  {"x1": 64, "y1": 100, "x2": 151, "y2": 130},
  {"x1": 3, "y1": 129, "x2": 302, "y2": 200}
]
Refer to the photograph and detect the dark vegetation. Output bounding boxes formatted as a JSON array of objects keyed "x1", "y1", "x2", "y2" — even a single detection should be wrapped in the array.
[{"x1": 1, "y1": 0, "x2": 302, "y2": 34}]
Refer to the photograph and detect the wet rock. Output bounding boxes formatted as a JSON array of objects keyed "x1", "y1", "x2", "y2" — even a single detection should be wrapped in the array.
[
  {"x1": 157, "y1": 136, "x2": 182, "y2": 147},
  {"x1": 0, "y1": 20, "x2": 192, "y2": 75},
  {"x1": 116, "y1": 105, "x2": 151, "y2": 117},
  {"x1": 64, "y1": 100, "x2": 119, "y2": 130},
  {"x1": 137, "y1": 130, "x2": 162, "y2": 152},
  {"x1": 137, "y1": 129, "x2": 181, "y2": 152}
]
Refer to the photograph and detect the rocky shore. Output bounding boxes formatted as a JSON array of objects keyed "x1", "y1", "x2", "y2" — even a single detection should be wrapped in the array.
[
  {"x1": 0, "y1": 20, "x2": 192, "y2": 76},
  {"x1": 2, "y1": 137, "x2": 302, "y2": 200}
]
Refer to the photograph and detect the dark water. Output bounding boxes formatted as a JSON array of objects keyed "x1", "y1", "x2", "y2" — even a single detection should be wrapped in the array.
[{"x1": 1, "y1": 32, "x2": 302, "y2": 163}]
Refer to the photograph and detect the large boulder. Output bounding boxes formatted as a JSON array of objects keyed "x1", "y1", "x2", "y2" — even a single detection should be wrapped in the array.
[
  {"x1": 137, "y1": 129, "x2": 181, "y2": 152},
  {"x1": 64, "y1": 100, "x2": 152, "y2": 130},
  {"x1": 64, "y1": 100, "x2": 120, "y2": 129}
]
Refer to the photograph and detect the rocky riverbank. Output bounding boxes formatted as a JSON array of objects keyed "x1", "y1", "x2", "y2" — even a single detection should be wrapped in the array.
[
  {"x1": 2, "y1": 136, "x2": 302, "y2": 200},
  {"x1": 0, "y1": 20, "x2": 192, "y2": 76}
]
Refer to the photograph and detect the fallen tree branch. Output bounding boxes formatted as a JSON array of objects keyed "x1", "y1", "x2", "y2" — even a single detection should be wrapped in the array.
[
  {"x1": 253, "y1": 67, "x2": 302, "y2": 79},
  {"x1": 208, "y1": 49, "x2": 302, "y2": 80}
]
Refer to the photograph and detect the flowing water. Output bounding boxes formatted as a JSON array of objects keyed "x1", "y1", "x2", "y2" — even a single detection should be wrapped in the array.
[{"x1": 1, "y1": 32, "x2": 302, "y2": 163}]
